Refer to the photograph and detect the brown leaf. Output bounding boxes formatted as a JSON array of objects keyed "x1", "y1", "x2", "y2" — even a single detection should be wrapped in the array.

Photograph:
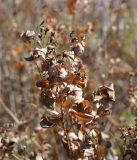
[
  {"x1": 96, "y1": 145, "x2": 105, "y2": 157},
  {"x1": 81, "y1": 100, "x2": 91, "y2": 109},
  {"x1": 69, "y1": 109, "x2": 93, "y2": 125},
  {"x1": 40, "y1": 114, "x2": 62, "y2": 128},
  {"x1": 62, "y1": 100, "x2": 70, "y2": 110},
  {"x1": 24, "y1": 55, "x2": 38, "y2": 61},
  {"x1": 21, "y1": 30, "x2": 35, "y2": 43},
  {"x1": 98, "y1": 83, "x2": 115, "y2": 101},
  {"x1": 73, "y1": 79, "x2": 85, "y2": 88},
  {"x1": 36, "y1": 80, "x2": 49, "y2": 88},
  {"x1": 80, "y1": 100, "x2": 93, "y2": 113},
  {"x1": 97, "y1": 106, "x2": 111, "y2": 116},
  {"x1": 40, "y1": 90, "x2": 54, "y2": 108}
]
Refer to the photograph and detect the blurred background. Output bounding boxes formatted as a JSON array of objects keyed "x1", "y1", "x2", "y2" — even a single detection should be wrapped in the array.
[{"x1": 0, "y1": 0, "x2": 137, "y2": 159}]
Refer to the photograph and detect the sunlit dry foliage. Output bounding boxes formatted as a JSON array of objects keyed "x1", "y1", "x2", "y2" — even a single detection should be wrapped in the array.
[
  {"x1": 22, "y1": 22, "x2": 116, "y2": 159},
  {"x1": 0, "y1": 0, "x2": 137, "y2": 159}
]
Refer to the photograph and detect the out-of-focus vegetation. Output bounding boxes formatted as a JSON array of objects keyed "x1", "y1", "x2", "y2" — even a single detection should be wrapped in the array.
[{"x1": 0, "y1": 0, "x2": 137, "y2": 159}]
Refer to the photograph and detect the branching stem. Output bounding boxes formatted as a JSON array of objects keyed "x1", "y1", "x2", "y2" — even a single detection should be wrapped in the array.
[{"x1": 60, "y1": 100, "x2": 73, "y2": 159}]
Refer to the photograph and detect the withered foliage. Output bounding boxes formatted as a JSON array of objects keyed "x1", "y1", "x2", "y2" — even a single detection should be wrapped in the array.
[
  {"x1": 121, "y1": 119, "x2": 137, "y2": 160},
  {"x1": 121, "y1": 70, "x2": 137, "y2": 160},
  {"x1": 1, "y1": 0, "x2": 137, "y2": 159},
  {"x1": 22, "y1": 23, "x2": 115, "y2": 159},
  {"x1": 0, "y1": 122, "x2": 54, "y2": 160}
]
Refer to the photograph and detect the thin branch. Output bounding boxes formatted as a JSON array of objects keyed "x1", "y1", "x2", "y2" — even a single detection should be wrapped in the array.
[
  {"x1": 60, "y1": 100, "x2": 73, "y2": 159},
  {"x1": 107, "y1": 115, "x2": 121, "y2": 129},
  {"x1": 0, "y1": 96, "x2": 20, "y2": 124},
  {"x1": 33, "y1": 60, "x2": 43, "y2": 80},
  {"x1": 12, "y1": 154, "x2": 22, "y2": 160}
]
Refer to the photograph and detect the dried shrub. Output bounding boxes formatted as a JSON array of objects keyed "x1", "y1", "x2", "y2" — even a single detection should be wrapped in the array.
[
  {"x1": 22, "y1": 22, "x2": 115, "y2": 159},
  {"x1": 121, "y1": 70, "x2": 137, "y2": 160}
]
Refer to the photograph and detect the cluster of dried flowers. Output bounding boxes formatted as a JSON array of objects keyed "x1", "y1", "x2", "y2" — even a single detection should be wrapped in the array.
[
  {"x1": 22, "y1": 23, "x2": 115, "y2": 159},
  {"x1": 121, "y1": 70, "x2": 137, "y2": 160},
  {"x1": 121, "y1": 119, "x2": 137, "y2": 160},
  {"x1": 0, "y1": 122, "x2": 54, "y2": 160}
]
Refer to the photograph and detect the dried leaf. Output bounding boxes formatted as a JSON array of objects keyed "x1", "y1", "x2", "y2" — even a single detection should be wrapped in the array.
[
  {"x1": 62, "y1": 100, "x2": 70, "y2": 110},
  {"x1": 96, "y1": 145, "x2": 105, "y2": 157},
  {"x1": 24, "y1": 55, "x2": 37, "y2": 61},
  {"x1": 36, "y1": 154, "x2": 43, "y2": 160},
  {"x1": 40, "y1": 90, "x2": 54, "y2": 108},
  {"x1": 84, "y1": 146, "x2": 94, "y2": 157},
  {"x1": 71, "y1": 42, "x2": 84, "y2": 55},
  {"x1": 78, "y1": 130, "x2": 84, "y2": 141},
  {"x1": 69, "y1": 109, "x2": 93, "y2": 125},
  {"x1": 40, "y1": 113, "x2": 62, "y2": 128},
  {"x1": 21, "y1": 30, "x2": 35, "y2": 43},
  {"x1": 98, "y1": 83, "x2": 115, "y2": 101},
  {"x1": 97, "y1": 106, "x2": 111, "y2": 116},
  {"x1": 81, "y1": 100, "x2": 92, "y2": 110},
  {"x1": 35, "y1": 48, "x2": 47, "y2": 59},
  {"x1": 59, "y1": 68, "x2": 68, "y2": 79},
  {"x1": 36, "y1": 80, "x2": 49, "y2": 88},
  {"x1": 68, "y1": 132, "x2": 78, "y2": 140}
]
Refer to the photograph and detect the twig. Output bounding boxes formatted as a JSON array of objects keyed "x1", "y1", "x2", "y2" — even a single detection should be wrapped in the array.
[
  {"x1": 0, "y1": 96, "x2": 20, "y2": 124},
  {"x1": 12, "y1": 154, "x2": 22, "y2": 160},
  {"x1": 106, "y1": 115, "x2": 121, "y2": 129},
  {"x1": 60, "y1": 100, "x2": 73, "y2": 159},
  {"x1": 52, "y1": 128, "x2": 60, "y2": 160},
  {"x1": 33, "y1": 60, "x2": 43, "y2": 80}
]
